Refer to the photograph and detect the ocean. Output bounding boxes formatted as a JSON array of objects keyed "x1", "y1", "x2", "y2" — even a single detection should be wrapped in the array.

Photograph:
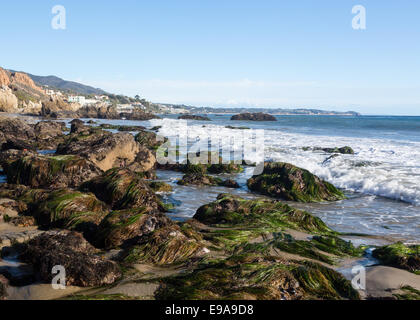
[{"x1": 82, "y1": 114, "x2": 420, "y2": 244}]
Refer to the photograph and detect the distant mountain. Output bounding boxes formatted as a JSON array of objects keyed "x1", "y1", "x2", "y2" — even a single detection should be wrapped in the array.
[
  {"x1": 8, "y1": 71, "x2": 107, "y2": 95},
  {"x1": 158, "y1": 104, "x2": 361, "y2": 116}
]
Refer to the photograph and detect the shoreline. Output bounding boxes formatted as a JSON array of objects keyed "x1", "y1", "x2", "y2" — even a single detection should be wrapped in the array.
[{"x1": 0, "y1": 114, "x2": 419, "y2": 301}]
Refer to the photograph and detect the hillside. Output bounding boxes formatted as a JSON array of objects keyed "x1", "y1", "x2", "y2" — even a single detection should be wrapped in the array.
[{"x1": 9, "y1": 71, "x2": 107, "y2": 95}]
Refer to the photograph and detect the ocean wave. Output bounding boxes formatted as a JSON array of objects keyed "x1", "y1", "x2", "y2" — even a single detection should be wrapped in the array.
[{"x1": 148, "y1": 118, "x2": 420, "y2": 206}]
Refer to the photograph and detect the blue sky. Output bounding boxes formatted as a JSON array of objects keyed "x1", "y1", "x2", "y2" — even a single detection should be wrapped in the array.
[{"x1": 1, "y1": 0, "x2": 420, "y2": 115}]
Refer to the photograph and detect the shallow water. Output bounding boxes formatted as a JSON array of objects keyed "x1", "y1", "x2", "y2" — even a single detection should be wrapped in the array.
[{"x1": 35, "y1": 115, "x2": 420, "y2": 244}]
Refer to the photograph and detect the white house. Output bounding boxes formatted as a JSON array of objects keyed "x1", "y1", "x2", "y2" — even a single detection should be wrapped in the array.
[{"x1": 68, "y1": 95, "x2": 86, "y2": 105}]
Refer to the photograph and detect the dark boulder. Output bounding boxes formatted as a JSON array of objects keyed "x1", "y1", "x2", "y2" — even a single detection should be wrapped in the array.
[
  {"x1": 31, "y1": 189, "x2": 108, "y2": 239},
  {"x1": 231, "y1": 112, "x2": 277, "y2": 121},
  {"x1": 178, "y1": 115, "x2": 210, "y2": 121},
  {"x1": 81, "y1": 168, "x2": 164, "y2": 211},
  {"x1": 5, "y1": 154, "x2": 102, "y2": 189},
  {"x1": 122, "y1": 223, "x2": 206, "y2": 265},
  {"x1": 373, "y1": 243, "x2": 420, "y2": 274},
  {"x1": 177, "y1": 173, "x2": 222, "y2": 186},
  {"x1": 247, "y1": 162, "x2": 345, "y2": 202},
  {"x1": 33, "y1": 121, "x2": 67, "y2": 150},
  {"x1": 94, "y1": 208, "x2": 172, "y2": 249},
  {"x1": 21, "y1": 231, "x2": 121, "y2": 287}
]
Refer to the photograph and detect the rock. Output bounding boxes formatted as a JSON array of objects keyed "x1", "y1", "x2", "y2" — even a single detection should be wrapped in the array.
[
  {"x1": 94, "y1": 208, "x2": 172, "y2": 249},
  {"x1": 0, "y1": 87, "x2": 19, "y2": 112},
  {"x1": 308, "y1": 146, "x2": 355, "y2": 155},
  {"x1": 148, "y1": 181, "x2": 173, "y2": 193},
  {"x1": 373, "y1": 243, "x2": 420, "y2": 274},
  {"x1": 156, "y1": 255, "x2": 358, "y2": 300},
  {"x1": 0, "y1": 198, "x2": 25, "y2": 222},
  {"x1": 178, "y1": 115, "x2": 210, "y2": 121},
  {"x1": 33, "y1": 121, "x2": 66, "y2": 149},
  {"x1": 0, "y1": 117, "x2": 36, "y2": 151},
  {"x1": 10, "y1": 72, "x2": 44, "y2": 94},
  {"x1": 21, "y1": 231, "x2": 121, "y2": 287},
  {"x1": 31, "y1": 189, "x2": 108, "y2": 239},
  {"x1": 41, "y1": 98, "x2": 79, "y2": 117},
  {"x1": 70, "y1": 119, "x2": 90, "y2": 134},
  {"x1": 158, "y1": 154, "x2": 243, "y2": 175},
  {"x1": 231, "y1": 112, "x2": 277, "y2": 121},
  {"x1": 81, "y1": 168, "x2": 164, "y2": 211},
  {"x1": 0, "y1": 68, "x2": 10, "y2": 87},
  {"x1": 120, "y1": 110, "x2": 160, "y2": 120},
  {"x1": 247, "y1": 162, "x2": 346, "y2": 202},
  {"x1": 0, "y1": 149, "x2": 37, "y2": 171},
  {"x1": 177, "y1": 173, "x2": 222, "y2": 186},
  {"x1": 57, "y1": 130, "x2": 156, "y2": 173},
  {"x1": 9, "y1": 216, "x2": 36, "y2": 227},
  {"x1": 5, "y1": 154, "x2": 102, "y2": 189},
  {"x1": 99, "y1": 123, "x2": 146, "y2": 132},
  {"x1": 122, "y1": 223, "x2": 206, "y2": 265},
  {"x1": 0, "y1": 229, "x2": 44, "y2": 250},
  {"x1": 218, "y1": 179, "x2": 240, "y2": 188},
  {"x1": 0, "y1": 274, "x2": 8, "y2": 300},
  {"x1": 135, "y1": 130, "x2": 166, "y2": 151},
  {"x1": 194, "y1": 194, "x2": 332, "y2": 233}
]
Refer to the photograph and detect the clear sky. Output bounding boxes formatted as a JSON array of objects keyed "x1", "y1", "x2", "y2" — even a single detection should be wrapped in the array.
[{"x1": 1, "y1": 0, "x2": 420, "y2": 115}]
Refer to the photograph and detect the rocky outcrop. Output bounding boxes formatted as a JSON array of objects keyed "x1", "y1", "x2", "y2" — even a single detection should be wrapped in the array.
[
  {"x1": 0, "y1": 68, "x2": 10, "y2": 87},
  {"x1": 177, "y1": 173, "x2": 222, "y2": 186},
  {"x1": 156, "y1": 194, "x2": 359, "y2": 300},
  {"x1": 33, "y1": 121, "x2": 67, "y2": 149},
  {"x1": 21, "y1": 231, "x2": 121, "y2": 287},
  {"x1": 135, "y1": 130, "x2": 166, "y2": 151},
  {"x1": 247, "y1": 162, "x2": 346, "y2": 202},
  {"x1": 231, "y1": 112, "x2": 277, "y2": 121},
  {"x1": 120, "y1": 110, "x2": 160, "y2": 120},
  {"x1": 0, "y1": 274, "x2": 8, "y2": 300},
  {"x1": 373, "y1": 243, "x2": 420, "y2": 274},
  {"x1": 194, "y1": 193, "x2": 332, "y2": 233},
  {"x1": 0, "y1": 198, "x2": 25, "y2": 222},
  {"x1": 57, "y1": 130, "x2": 156, "y2": 173},
  {"x1": 178, "y1": 115, "x2": 210, "y2": 121},
  {"x1": 218, "y1": 179, "x2": 240, "y2": 188},
  {"x1": 158, "y1": 154, "x2": 243, "y2": 175},
  {"x1": 0, "y1": 87, "x2": 19, "y2": 112},
  {"x1": 0, "y1": 117, "x2": 36, "y2": 150},
  {"x1": 10, "y1": 72, "x2": 44, "y2": 95},
  {"x1": 122, "y1": 223, "x2": 206, "y2": 265},
  {"x1": 94, "y1": 208, "x2": 172, "y2": 249},
  {"x1": 31, "y1": 189, "x2": 108, "y2": 235},
  {"x1": 5, "y1": 154, "x2": 102, "y2": 189},
  {"x1": 148, "y1": 181, "x2": 173, "y2": 193},
  {"x1": 99, "y1": 123, "x2": 146, "y2": 132},
  {"x1": 305, "y1": 146, "x2": 355, "y2": 155},
  {"x1": 81, "y1": 168, "x2": 164, "y2": 211}
]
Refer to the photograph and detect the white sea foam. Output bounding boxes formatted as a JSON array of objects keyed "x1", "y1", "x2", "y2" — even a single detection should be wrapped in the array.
[{"x1": 149, "y1": 118, "x2": 420, "y2": 206}]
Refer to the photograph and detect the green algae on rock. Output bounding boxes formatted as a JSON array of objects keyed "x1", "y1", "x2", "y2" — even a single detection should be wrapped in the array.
[
  {"x1": 373, "y1": 242, "x2": 420, "y2": 274},
  {"x1": 122, "y1": 223, "x2": 206, "y2": 265},
  {"x1": 31, "y1": 189, "x2": 108, "y2": 239},
  {"x1": 5, "y1": 154, "x2": 102, "y2": 189},
  {"x1": 81, "y1": 168, "x2": 164, "y2": 211},
  {"x1": 156, "y1": 253, "x2": 359, "y2": 300},
  {"x1": 247, "y1": 162, "x2": 345, "y2": 202},
  {"x1": 94, "y1": 207, "x2": 172, "y2": 249},
  {"x1": 148, "y1": 181, "x2": 173, "y2": 193},
  {"x1": 194, "y1": 194, "x2": 333, "y2": 234},
  {"x1": 177, "y1": 173, "x2": 222, "y2": 186}
]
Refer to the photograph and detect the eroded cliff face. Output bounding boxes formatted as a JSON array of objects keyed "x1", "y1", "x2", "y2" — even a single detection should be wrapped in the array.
[
  {"x1": 0, "y1": 67, "x2": 45, "y2": 114},
  {"x1": 0, "y1": 87, "x2": 19, "y2": 112},
  {"x1": 0, "y1": 68, "x2": 10, "y2": 87},
  {"x1": 10, "y1": 72, "x2": 44, "y2": 94}
]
